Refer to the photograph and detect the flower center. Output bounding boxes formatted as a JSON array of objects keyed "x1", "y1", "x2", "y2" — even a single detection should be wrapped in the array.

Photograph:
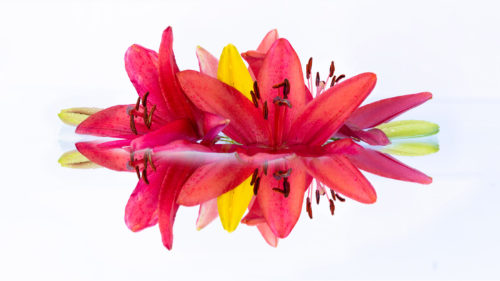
[
  {"x1": 305, "y1": 58, "x2": 346, "y2": 97},
  {"x1": 127, "y1": 92, "x2": 158, "y2": 135},
  {"x1": 127, "y1": 149, "x2": 156, "y2": 184}
]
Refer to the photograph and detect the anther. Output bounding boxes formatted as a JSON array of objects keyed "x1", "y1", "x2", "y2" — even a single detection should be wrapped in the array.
[
  {"x1": 330, "y1": 189, "x2": 336, "y2": 201},
  {"x1": 306, "y1": 197, "x2": 313, "y2": 219},
  {"x1": 335, "y1": 74, "x2": 345, "y2": 83},
  {"x1": 283, "y1": 79, "x2": 290, "y2": 99},
  {"x1": 329, "y1": 61, "x2": 335, "y2": 77},
  {"x1": 315, "y1": 72, "x2": 320, "y2": 87},
  {"x1": 135, "y1": 97, "x2": 141, "y2": 111},
  {"x1": 135, "y1": 166, "x2": 141, "y2": 180},
  {"x1": 263, "y1": 161, "x2": 268, "y2": 175},
  {"x1": 129, "y1": 110, "x2": 138, "y2": 135},
  {"x1": 147, "y1": 105, "x2": 156, "y2": 129},
  {"x1": 306, "y1": 57, "x2": 313, "y2": 79},
  {"x1": 143, "y1": 107, "x2": 149, "y2": 127},
  {"x1": 336, "y1": 193, "x2": 345, "y2": 202},
  {"x1": 330, "y1": 76, "x2": 336, "y2": 87},
  {"x1": 253, "y1": 81, "x2": 261, "y2": 100},
  {"x1": 141, "y1": 92, "x2": 149, "y2": 107},
  {"x1": 283, "y1": 178, "x2": 290, "y2": 198},
  {"x1": 146, "y1": 150, "x2": 156, "y2": 171},
  {"x1": 329, "y1": 199, "x2": 335, "y2": 215},
  {"x1": 273, "y1": 168, "x2": 292, "y2": 180},
  {"x1": 315, "y1": 189, "x2": 320, "y2": 204},
  {"x1": 142, "y1": 168, "x2": 150, "y2": 184},
  {"x1": 273, "y1": 96, "x2": 292, "y2": 108},
  {"x1": 250, "y1": 90, "x2": 259, "y2": 108},
  {"x1": 253, "y1": 177, "x2": 261, "y2": 195},
  {"x1": 250, "y1": 168, "x2": 258, "y2": 185},
  {"x1": 263, "y1": 101, "x2": 268, "y2": 120},
  {"x1": 129, "y1": 151, "x2": 135, "y2": 165}
]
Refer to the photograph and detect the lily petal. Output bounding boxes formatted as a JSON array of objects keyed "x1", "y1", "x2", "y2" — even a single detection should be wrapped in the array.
[
  {"x1": 158, "y1": 27, "x2": 197, "y2": 121},
  {"x1": 130, "y1": 119, "x2": 199, "y2": 150},
  {"x1": 125, "y1": 44, "x2": 169, "y2": 116},
  {"x1": 258, "y1": 160, "x2": 307, "y2": 238},
  {"x1": 75, "y1": 141, "x2": 130, "y2": 171},
  {"x1": 217, "y1": 176, "x2": 254, "y2": 232},
  {"x1": 177, "y1": 70, "x2": 270, "y2": 145},
  {"x1": 257, "y1": 39, "x2": 307, "y2": 145},
  {"x1": 241, "y1": 199, "x2": 265, "y2": 226},
  {"x1": 177, "y1": 154, "x2": 254, "y2": 206},
  {"x1": 257, "y1": 223, "x2": 279, "y2": 248},
  {"x1": 348, "y1": 145, "x2": 432, "y2": 184},
  {"x1": 241, "y1": 50, "x2": 266, "y2": 78},
  {"x1": 196, "y1": 198, "x2": 218, "y2": 230},
  {"x1": 76, "y1": 105, "x2": 162, "y2": 139},
  {"x1": 347, "y1": 92, "x2": 432, "y2": 129},
  {"x1": 303, "y1": 155, "x2": 377, "y2": 204},
  {"x1": 218, "y1": 44, "x2": 255, "y2": 101},
  {"x1": 196, "y1": 46, "x2": 219, "y2": 78},
  {"x1": 289, "y1": 73, "x2": 376, "y2": 146},
  {"x1": 338, "y1": 125, "x2": 390, "y2": 146},
  {"x1": 257, "y1": 29, "x2": 279, "y2": 53}
]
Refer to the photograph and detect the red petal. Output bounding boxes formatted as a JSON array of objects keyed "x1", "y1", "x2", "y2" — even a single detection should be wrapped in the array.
[
  {"x1": 124, "y1": 166, "x2": 168, "y2": 232},
  {"x1": 196, "y1": 198, "x2": 218, "y2": 230},
  {"x1": 257, "y1": 160, "x2": 307, "y2": 238},
  {"x1": 200, "y1": 112, "x2": 230, "y2": 145},
  {"x1": 75, "y1": 141, "x2": 130, "y2": 171},
  {"x1": 289, "y1": 73, "x2": 376, "y2": 146},
  {"x1": 257, "y1": 29, "x2": 279, "y2": 53},
  {"x1": 158, "y1": 27, "x2": 198, "y2": 122},
  {"x1": 130, "y1": 119, "x2": 199, "y2": 150},
  {"x1": 196, "y1": 46, "x2": 218, "y2": 78},
  {"x1": 76, "y1": 105, "x2": 163, "y2": 139},
  {"x1": 241, "y1": 50, "x2": 265, "y2": 78},
  {"x1": 125, "y1": 44, "x2": 170, "y2": 117},
  {"x1": 257, "y1": 223, "x2": 279, "y2": 248},
  {"x1": 348, "y1": 146, "x2": 432, "y2": 184},
  {"x1": 241, "y1": 199, "x2": 265, "y2": 226},
  {"x1": 347, "y1": 92, "x2": 432, "y2": 129},
  {"x1": 303, "y1": 155, "x2": 377, "y2": 204},
  {"x1": 337, "y1": 125, "x2": 390, "y2": 146},
  {"x1": 257, "y1": 39, "x2": 307, "y2": 146},
  {"x1": 177, "y1": 70, "x2": 270, "y2": 145},
  {"x1": 176, "y1": 155, "x2": 254, "y2": 206}
]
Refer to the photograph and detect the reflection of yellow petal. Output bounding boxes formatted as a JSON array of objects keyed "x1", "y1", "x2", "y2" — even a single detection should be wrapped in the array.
[
  {"x1": 58, "y1": 150, "x2": 101, "y2": 169},
  {"x1": 380, "y1": 142, "x2": 439, "y2": 156},
  {"x1": 58, "y1": 107, "x2": 101, "y2": 126},
  {"x1": 217, "y1": 176, "x2": 253, "y2": 232},
  {"x1": 217, "y1": 44, "x2": 254, "y2": 100}
]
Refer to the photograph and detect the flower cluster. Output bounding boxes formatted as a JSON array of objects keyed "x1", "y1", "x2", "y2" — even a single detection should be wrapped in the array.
[{"x1": 59, "y1": 27, "x2": 439, "y2": 250}]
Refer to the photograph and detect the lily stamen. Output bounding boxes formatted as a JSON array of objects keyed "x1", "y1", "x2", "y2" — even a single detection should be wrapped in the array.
[
  {"x1": 250, "y1": 168, "x2": 259, "y2": 185},
  {"x1": 253, "y1": 177, "x2": 261, "y2": 195},
  {"x1": 250, "y1": 90, "x2": 259, "y2": 108},
  {"x1": 306, "y1": 197, "x2": 313, "y2": 219},
  {"x1": 263, "y1": 101, "x2": 269, "y2": 120},
  {"x1": 253, "y1": 81, "x2": 261, "y2": 100}
]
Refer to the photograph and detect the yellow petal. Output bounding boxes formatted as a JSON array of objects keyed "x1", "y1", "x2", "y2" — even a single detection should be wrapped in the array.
[
  {"x1": 58, "y1": 150, "x2": 101, "y2": 169},
  {"x1": 58, "y1": 107, "x2": 102, "y2": 126},
  {"x1": 376, "y1": 120, "x2": 439, "y2": 139},
  {"x1": 217, "y1": 44, "x2": 254, "y2": 100},
  {"x1": 217, "y1": 176, "x2": 253, "y2": 232},
  {"x1": 380, "y1": 142, "x2": 440, "y2": 156}
]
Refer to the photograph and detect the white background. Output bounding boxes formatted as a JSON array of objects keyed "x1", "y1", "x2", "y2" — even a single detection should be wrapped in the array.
[{"x1": 1, "y1": 0, "x2": 499, "y2": 280}]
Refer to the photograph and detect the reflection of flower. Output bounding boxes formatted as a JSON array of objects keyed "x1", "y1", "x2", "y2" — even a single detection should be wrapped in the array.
[{"x1": 59, "y1": 27, "x2": 440, "y2": 250}]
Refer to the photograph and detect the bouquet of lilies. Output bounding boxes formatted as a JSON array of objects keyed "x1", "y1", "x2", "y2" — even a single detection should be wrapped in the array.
[{"x1": 59, "y1": 27, "x2": 439, "y2": 250}]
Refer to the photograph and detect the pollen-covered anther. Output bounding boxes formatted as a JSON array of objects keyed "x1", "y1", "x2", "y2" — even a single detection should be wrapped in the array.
[
  {"x1": 329, "y1": 199, "x2": 335, "y2": 215},
  {"x1": 306, "y1": 197, "x2": 313, "y2": 219},
  {"x1": 253, "y1": 81, "x2": 261, "y2": 100},
  {"x1": 253, "y1": 177, "x2": 261, "y2": 195},
  {"x1": 250, "y1": 90, "x2": 259, "y2": 108},
  {"x1": 329, "y1": 61, "x2": 335, "y2": 77},
  {"x1": 306, "y1": 57, "x2": 313, "y2": 79},
  {"x1": 315, "y1": 72, "x2": 320, "y2": 87},
  {"x1": 250, "y1": 168, "x2": 259, "y2": 185},
  {"x1": 263, "y1": 101, "x2": 269, "y2": 120},
  {"x1": 144, "y1": 149, "x2": 156, "y2": 172},
  {"x1": 315, "y1": 189, "x2": 320, "y2": 204},
  {"x1": 129, "y1": 109, "x2": 138, "y2": 135},
  {"x1": 141, "y1": 92, "x2": 150, "y2": 107}
]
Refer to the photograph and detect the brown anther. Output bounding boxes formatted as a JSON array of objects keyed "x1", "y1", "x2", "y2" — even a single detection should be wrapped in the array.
[
  {"x1": 263, "y1": 161, "x2": 268, "y2": 175},
  {"x1": 147, "y1": 104, "x2": 156, "y2": 129},
  {"x1": 129, "y1": 151, "x2": 135, "y2": 165},
  {"x1": 146, "y1": 150, "x2": 156, "y2": 171},
  {"x1": 283, "y1": 79, "x2": 290, "y2": 99},
  {"x1": 329, "y1": 199, "x2": 335, "y2": 215},
  {"x1": 143, "y1": 107, "x2": 149, "y2": 127},
  {"x1": 272, "y1": 81, "x2": 286, "y2": 89},
  {"x1": 135, "y1": 97, "x2": 141, "y2": 111},
  {"x1": 141, "y1": 92, "x2": 149, "y2": 107},
  {"x1": 306, "y1": 57, "x2": 312, "y2": 79},
  {"x1": 273, "y1": 96, "x2": 292, "y2": 108},
  {"x1": 306, "y1": 197, "x2": 313, "y2": 219},
  {"x1": 250, "y1": 168, "x2": 258, "y2": 185},
  {"x1": 315, "y1": 72, "x2": 320, "y2": 87},
  {"x1": 253, "y1": 81, "x2": 261, "y2": 100},
  {"x1": 253, "y1": 177, "x2": 261, "y2": 195},
  {"x1": 330, "y1": 75, "x2": 336, "y2": 87},
  {"x1": 329, "y1": 61, "x2": 335, "y2": 77},
  {"x1": 315, "y1": 189, "x2": 320, "y2": 204},
  {"x1": 335, "y1": 74, "x2": 346, "y2": 83},
  {"x1": 250, "y1": 90, "x2": 259, "y2": 108},
  {"x1": 135, "y1": 166, "x2": 141, "y2": 180},
  {"x1": 263, "y1": 101, "x2": 268, "y2": 120},
  {"x1": 336, "y1": 193, "x2": 345, "y2": 202},
  {"x1": 331, "y1": 189, "x2": 336, "y2": 201},
  {"x1": 283, "y1": 178, "x2": 290, "y2": 198},
  {"x1": 142, "y1": 168, "x2": 150, "y2": 184},
  {"x1": 129, "y1": 110, "x2": 138, "y2": 135},
  {"x1": 272, "y1": 187, "x2": 285, "y2": 194}
]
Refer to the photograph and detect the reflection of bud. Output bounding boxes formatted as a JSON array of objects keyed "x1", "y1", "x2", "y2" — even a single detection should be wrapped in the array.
[
  {"x1": 58, "y1": 107, "x2": 102, "y2": 126},
  {"x1": 380, "y1": 142, "x2": 440, "y2": 156},
  {"x1": 376, "y1": 120, "x2": 439, "y2": 139},
  {"x1": 58, "y1": 150, "x2": 100, "y2": 169}
]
